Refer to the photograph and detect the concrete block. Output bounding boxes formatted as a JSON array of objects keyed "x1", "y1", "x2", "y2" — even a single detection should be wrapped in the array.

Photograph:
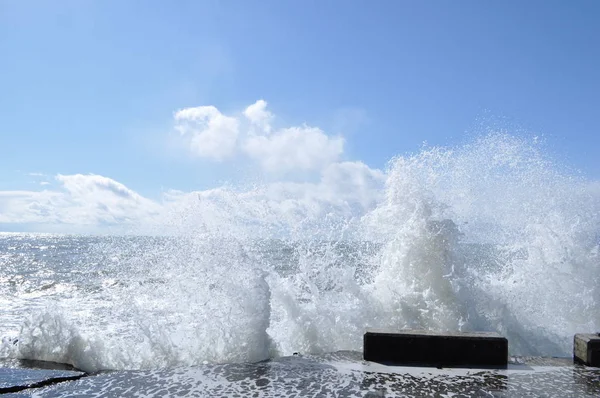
[
  {"x1": 363, "y1": 329, "x2": 508, "y2": 368},
  {"x1": 574, "y1": 334, "x2": 600, "y2": 367}
]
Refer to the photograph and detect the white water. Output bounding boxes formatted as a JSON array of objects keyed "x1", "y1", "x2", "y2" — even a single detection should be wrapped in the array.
[{"x1": 1, "y1": 133, "x2": 599, "y2": 372}]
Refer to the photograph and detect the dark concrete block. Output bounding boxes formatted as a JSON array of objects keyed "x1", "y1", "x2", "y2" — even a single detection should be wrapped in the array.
[
  {"x1": 574, "y1": 334, "x2": 600, "y2": 367},
  {"x1": 363, "y1": 329, "x2": 508, "y2": 368}
]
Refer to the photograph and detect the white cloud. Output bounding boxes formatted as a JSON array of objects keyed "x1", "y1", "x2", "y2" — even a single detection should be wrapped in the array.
[
  {"x1": 244, "y1": 99, "x2": 272, "y2": 133},
  {"x1": 0, "y1": 175, "x2": 161, "y2": 228},
  {"x1": 244, "y1": 126, "x2": 344, "y2": 173},
  {"x1": 0, "y1": 164, "x2": 384, "y2": 234},
  {"x1": 0, "y1": 100, "x2": 384, "y2": 232},
  {"x1": 153, "y1": 161, "x2": 384, "y2": 239},
  {"x1": 0, "y1": 191, "x2": 39, "y2": 198},
  {"x1": 0, "y1": 190, "x2": 69, "y2": 225},
  {"x1": 174, "y1": 100, "x2": 345, "y2": 174},
  {"x1": 174, "y1": 105, "x2": 239, "y2": 160},
  {"x1": 264, "y1": 161, "x2": 385, "y2": 218},
  {"x1": 55, "y1": 174, "x2": 161, "y2": 225},
  {"x1": 320, "y1": 161, "x2": 386, "y2": 208},
  {"x1": 241, "y1": 101, "x2": 345, "y2": 173}
]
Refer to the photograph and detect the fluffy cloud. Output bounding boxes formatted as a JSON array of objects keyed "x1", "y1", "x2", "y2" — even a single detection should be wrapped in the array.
[
  {"x1": 0, "y1": 175, "x2": 161, "y2": 228},
  {"x1": 55, "y1": 174, "x2": 161, "y2": 224},
  {"x1": 175, "y1": 100, "x2": 344, "y2": 173},
  {"x1": 243, "y1": 99, "x2": 272, "y2": 133},
  {"x1": 244, "y1": 126, "x2": 344, "y2": 173},
  {"x1": 0, "y1": 163, "x2": 384, "y2": 234},
  {"x1": 174, "y1": 105, "x2": 239, "y2": 160},
  {"x1": 1, "y1": 100, "x2": 384, "y2": 232},
  {"x1": 0, "y1": 190, "x2": 65, "y2": 225},
  {"x1": 320, "y1": 161, "x2": 386, "y2": 209},
  {"x1": 253, "y1": 161, "x2": 385, "y2": 232},
  {"x1": 155, "y1": 161, "x2": 384, "y2": 238}
]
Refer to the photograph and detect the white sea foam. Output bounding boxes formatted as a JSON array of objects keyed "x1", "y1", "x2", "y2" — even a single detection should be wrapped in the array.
[{"x1": 1, "y1": 133, "x2": 599, "y2": 372}]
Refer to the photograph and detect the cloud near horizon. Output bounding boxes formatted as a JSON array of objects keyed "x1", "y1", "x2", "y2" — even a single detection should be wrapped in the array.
[
  {"x1": 0, "y1": 100, "x2": 385, "y2": 232},
  {"x1": 0, "y1": 164, "x2": 384, "y2": 233},
  {"x1": 0, "y1": 174, "x2": 162, "y2": 228}
]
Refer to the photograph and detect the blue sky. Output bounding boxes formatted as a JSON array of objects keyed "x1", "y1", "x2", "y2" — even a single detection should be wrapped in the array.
[{"x1": 1, "y1": 0, "x2": 599, "y2": 232}]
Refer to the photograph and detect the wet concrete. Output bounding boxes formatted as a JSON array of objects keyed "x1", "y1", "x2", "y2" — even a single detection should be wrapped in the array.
[
  {"x1": 0, "y1": 361, "x2": 86, "y2": 394},
  {"x1": 1, "y1": 354, "x2": 599, "y2": 397}
]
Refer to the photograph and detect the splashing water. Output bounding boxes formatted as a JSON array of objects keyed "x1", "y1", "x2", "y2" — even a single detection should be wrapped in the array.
[{"x1": 1, "y1": 133, "x2": 599, "y2": 372}]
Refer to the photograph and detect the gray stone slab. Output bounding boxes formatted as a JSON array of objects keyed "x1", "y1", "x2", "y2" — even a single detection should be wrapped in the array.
[
  {"x1": 0, "y1": 367, "x2": 86, "y2": 394},
  {"x1": 363, "y1": 329, "x2": 508, "y2": 367},
  {"x1": 574, "y1": 333, "x2": 600, "y2": 367}
]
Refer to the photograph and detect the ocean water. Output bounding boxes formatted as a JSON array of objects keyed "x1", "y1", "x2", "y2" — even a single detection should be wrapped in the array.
[{"x1": 1, "y1": 134, "x2": 599, "y2": 377}]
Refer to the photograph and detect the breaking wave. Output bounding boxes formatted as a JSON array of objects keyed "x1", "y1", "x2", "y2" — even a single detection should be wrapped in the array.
[{"x1": 1, "y1": 133, "x2": 599, "y2": 372}]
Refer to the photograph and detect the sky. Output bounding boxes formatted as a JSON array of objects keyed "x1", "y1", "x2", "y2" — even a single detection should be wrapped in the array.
[{"x1": 0, "y1": 0, "x2": 599, "y2": 233}]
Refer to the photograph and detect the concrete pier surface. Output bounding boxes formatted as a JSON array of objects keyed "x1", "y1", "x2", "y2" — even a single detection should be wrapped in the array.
[
  {"x1": 1, "y1": 352, "x2": 600, "y2": 397},
  {"x1": 363, "y1": 329, "x2": 508, "y2": 368},
  {"x1": 0, "y1": 360, "x2": 85, "y2": 394}
]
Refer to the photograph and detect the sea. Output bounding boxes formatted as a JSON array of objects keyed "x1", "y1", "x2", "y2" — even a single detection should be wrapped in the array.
[{"x1": 1, "y1": 134, "x2": 599, "y2": 396}]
